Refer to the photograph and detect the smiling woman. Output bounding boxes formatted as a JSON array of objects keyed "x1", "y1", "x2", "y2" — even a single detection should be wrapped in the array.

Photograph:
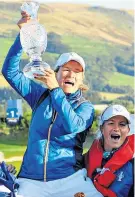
[
  {"x1": 75, "y1": 104, "x2": 134, "y2": 197},
  {"x1": 55, "y1": 53, "x2": 89, "y2": 92},
  {"x1": 56, "y1": 60, "x2": 84, "y2": 94},
  {"x1": 2, "y1": 20, "x2": 97, "y2": 195},
  {"x1": 99, "y1": 105, "x2": 130, "y2": 152}
]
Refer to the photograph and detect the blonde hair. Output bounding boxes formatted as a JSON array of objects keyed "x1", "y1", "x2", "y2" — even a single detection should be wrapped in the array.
[{"x1": 79, "y1": 84, "x2": 89, "y2": 92}]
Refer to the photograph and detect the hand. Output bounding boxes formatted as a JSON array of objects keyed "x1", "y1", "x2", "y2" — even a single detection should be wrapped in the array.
[
  {"x1": 34, "y1": 68, "x2": 59, "y2": 90},
  {"x1": 0, "y1": 162, "x2": 19, "y2": 192},
  {"x1": 74, "y1": 192, "x2": 85, "y2": 197},
  {"x1": 7, "y1": 164, "x2": 17, "y2": 175},
  {"x1": 17, "y1": 11, "x2": 32, "y2": 29}
]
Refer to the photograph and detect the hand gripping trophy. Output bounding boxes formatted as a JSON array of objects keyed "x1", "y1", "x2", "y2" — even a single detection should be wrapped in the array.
[{"x1": 20, "y1": 1, "x2": 50, "y2": 79}]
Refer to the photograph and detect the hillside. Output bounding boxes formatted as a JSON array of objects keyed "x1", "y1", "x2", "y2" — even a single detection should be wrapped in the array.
[
  {"x1": 0, "y1": 2, "x2": 133, "y2": 45},
  {"x1": 0, "y1": 2, "x2": 134, "y2": 104}
]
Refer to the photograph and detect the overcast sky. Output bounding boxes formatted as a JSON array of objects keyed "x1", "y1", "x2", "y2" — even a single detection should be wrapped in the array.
[{"x1": 37, "y1": 0, "x2": 134, "y2": 10}]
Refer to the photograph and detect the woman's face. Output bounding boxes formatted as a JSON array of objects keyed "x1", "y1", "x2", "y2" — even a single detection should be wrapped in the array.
[
  {"x1": 101, "y1": 115, "x2": 130, "y2": 151},
  {"x1": 56, "y1": 60, "x2": 84, "y2": 93}
]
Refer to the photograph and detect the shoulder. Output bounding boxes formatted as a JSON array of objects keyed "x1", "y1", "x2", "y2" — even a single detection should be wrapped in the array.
[
  {"x1": 110, "y1": 161, "x2": 133, "y2": 196},
  {"x1": 76, "y1": 97, "x2": 94, "y2": 110},
  {"x1": 114, "y1": 160, "x2": 133, "y2": 183},
  {"x1": 75, "y1": 100, "x2": 95, "y2": 120}
]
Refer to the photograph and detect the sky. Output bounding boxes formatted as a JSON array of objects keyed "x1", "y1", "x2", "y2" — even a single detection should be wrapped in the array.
[{"x1": 37, "y1": 0, "x2": 134, "y2": 10}]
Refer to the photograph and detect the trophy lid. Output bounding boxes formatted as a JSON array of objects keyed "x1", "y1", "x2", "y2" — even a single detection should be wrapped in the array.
[{"x1": 21, "y1": 1, "x2": 40, "y2": 19}]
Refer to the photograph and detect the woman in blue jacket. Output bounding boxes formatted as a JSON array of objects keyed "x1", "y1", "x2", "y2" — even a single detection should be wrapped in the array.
[{"x1": 1, "y1": 11, "x2": 102, "y2": 197}]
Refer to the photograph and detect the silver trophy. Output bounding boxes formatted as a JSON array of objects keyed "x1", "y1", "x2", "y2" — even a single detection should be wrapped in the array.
[{"x1": 20, "y1": 1, "x2": 50, "y2": 79}]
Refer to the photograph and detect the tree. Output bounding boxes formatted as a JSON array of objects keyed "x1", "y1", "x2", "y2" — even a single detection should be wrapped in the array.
[{"x1": 46, "y1": 32, "x2": 70, "y2": 53}]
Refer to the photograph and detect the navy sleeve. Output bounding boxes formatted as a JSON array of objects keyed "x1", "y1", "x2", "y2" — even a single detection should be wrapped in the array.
[{"x1": 109, "y1": 161, "x2": 133, "y2": 197}]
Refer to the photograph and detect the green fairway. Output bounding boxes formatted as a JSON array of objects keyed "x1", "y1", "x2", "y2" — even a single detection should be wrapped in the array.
[
  {"x1": 0, "y1": 38, "x2": 14, "y2": 60},
  {"x1": 105, "y1": 72, "x2": 134, "y2": 88},
  {"x1": 0, "y1": 142, "x2": 26, "y2": 173},
  {"x1": 62, "y1": 35, "x2": 117, "y2": 56},
  {"x1": 0, "y1": 143, "x2": 26, "y2": 158},
  {"x1": 99, "y1": 92, "x2": 126, "y2": 101}
]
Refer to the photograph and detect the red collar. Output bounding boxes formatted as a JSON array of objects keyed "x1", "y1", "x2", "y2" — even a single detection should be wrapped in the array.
[{"x1": 87, "y1": 134, "x2": 134, "y2": 178}]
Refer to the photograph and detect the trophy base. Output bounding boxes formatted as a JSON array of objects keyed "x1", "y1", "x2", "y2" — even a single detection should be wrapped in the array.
[{"x1": 23, "y1": 61, "x2": 50, "y2": 79}]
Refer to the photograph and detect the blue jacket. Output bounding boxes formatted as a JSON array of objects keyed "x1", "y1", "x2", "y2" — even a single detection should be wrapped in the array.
[{"x1": 2, "y1": 35, "x2": 94, "y2": 181}]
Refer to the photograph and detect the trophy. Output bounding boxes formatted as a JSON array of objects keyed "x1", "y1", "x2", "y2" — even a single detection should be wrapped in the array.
[{"x1": 20, "y1": 1, "x2": 50, "y2": 79}]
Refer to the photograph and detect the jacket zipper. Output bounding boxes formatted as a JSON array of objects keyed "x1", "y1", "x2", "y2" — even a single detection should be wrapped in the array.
[{"x1": 44, "y1": 110, "x2": 57, "y2": 181}]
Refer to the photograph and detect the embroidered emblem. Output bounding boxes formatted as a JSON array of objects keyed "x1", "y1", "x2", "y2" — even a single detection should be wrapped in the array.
[{"x1": 117, "y1": 171, "x2": 124, "y2": 181}]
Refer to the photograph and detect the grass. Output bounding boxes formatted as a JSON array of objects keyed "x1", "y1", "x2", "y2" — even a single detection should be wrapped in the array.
[
  {"x1": 0, "y1": 75, "x2": 10, "y2": 87},
  {"x1": 62, "y1": 35, "x2": 117, "y2": 56},
  {"x1": 99, "y1": 91, "x2": 125, "y2": 101},
  {"x1": 105, "y1": 72, "x2": 134, "y2": 88},
  {"x1": 0, "y1": 143, "x2": 26, "y2": 174},
  {"x1": 0, "y1": 38, "x2": 14, "y2": 62},
  {"x1": 0, "y1": 2, "x2": 133, "y2": 64},
  {"x1": 0, "y1": 37, "x2": 29, "y2": 66},
  {"x1": 0, "y1": 143, "x2": 26, "y2": 158},
  {"x1": 0, "y1": 137, "x2": 26, "y2": 173}
]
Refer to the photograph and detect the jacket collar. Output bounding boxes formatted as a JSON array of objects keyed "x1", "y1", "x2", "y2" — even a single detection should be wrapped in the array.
[{"x1": 66, "y1": 89, "x2": 82, "y2": 101}]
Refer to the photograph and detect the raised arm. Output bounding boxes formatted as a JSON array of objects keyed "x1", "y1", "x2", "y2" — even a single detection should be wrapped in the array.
[{"x1": 2, "y1": 34, "x2": 45, "y2": 109}]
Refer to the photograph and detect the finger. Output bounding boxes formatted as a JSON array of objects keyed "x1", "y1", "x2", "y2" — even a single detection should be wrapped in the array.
[
  {"x1": 12, "y1": 169, "x2": 17, "y2": 175},
  {"x1": 44, "y1": 68, "x2": 54, "y2": 74},
  {"x1": 21, "y1": 11, "x2": 27, "y2": 15},
  {"x1": 42, "y1": 71, "x2": 51, "y2": 77},
  {"x1": 1, "y1": 163, "x2": 14, "y2": 181},
  {"x1": 18, "y1": 17, "x2": 31, "y2": 25},
  {"x1": 7, "y1": 164, "x2": 16, "y2": 174},
  {"x1": 7, "y1": 164, "x2": 12, "y2": 171},
  {"x1": 34, "y1": 68, "x2": 53, "y2": 76},
  {"x1": 33, "y1": 73, "x2": 46, "y2": 78},
  {"x1": 22, "y1": 16, "x2": 31, "y2": 20},
  {"x1": 21, "y1": 11, "x2": 30, "y2": 17},
  {"x1": 34, "y1": 75, "x2": 47, "y2": 82},
  {"x1": 44, "y1": 70, "x2": 55, "y2": 77}
]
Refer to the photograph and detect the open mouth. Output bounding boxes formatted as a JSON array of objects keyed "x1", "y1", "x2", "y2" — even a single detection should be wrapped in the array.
[
  {"x1": 64, "y1": 81, "x2": 74, "y2": 86},
  {"x1": 111, "y1": 134, "x2": 121, "y2": 140}
]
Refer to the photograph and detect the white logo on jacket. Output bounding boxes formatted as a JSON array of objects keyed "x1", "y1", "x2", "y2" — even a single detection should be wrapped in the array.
[{"x1": 117, "y1": 171, "x2": 124, "y2": 181}]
